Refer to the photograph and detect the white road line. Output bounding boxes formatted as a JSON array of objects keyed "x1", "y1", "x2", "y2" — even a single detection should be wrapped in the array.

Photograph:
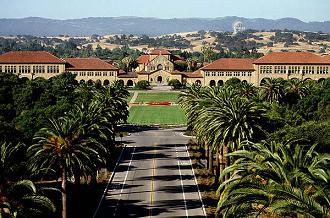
[
  {"x1": 120, "y1": 145, "x2": 136, "y2": 195},
  {"x1": 93, "y1": 144, "x2": 127, "y2": 218},
  {"x1": 175, "y1": 145, "x2": 189, "y2": 218},
  {"x1": 184, "y1": 144, "x2": 207, "y2": 217}
]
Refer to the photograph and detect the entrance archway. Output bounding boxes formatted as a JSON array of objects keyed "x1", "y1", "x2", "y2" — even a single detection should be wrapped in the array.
[
  {"x1": 210, "y1": 80, "x2": 216, "y2": 86},
  {"x1": 127, "y1": 80, "x2": 134, "y2": 86},
  {"x1": 157, "y1": 76, "x2": 163, "y2": 83}
]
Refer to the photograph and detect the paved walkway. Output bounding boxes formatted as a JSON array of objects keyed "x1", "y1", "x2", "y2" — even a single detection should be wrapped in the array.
[{"x1": 129, "y1": 92, "x2": 139, "y2": 109}]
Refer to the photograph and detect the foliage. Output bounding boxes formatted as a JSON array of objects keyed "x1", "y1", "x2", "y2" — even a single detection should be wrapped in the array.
[
  {"x1": 135, "y1": 80, "x2": 150, "y2": 90},
  {"x1": 217, "y1": 141, "x2": 330, "y2": 218},
  {"x1": 168, "y1": 79, "x2": 182, "y2": 89}
]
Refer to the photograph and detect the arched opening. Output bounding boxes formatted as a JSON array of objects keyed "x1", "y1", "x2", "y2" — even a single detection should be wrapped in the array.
[
  {"x1": 157, "y1": 64, "x2": 163, "y2": 70},
  {"x1": 20, "y1": 77, "x2": 29, "y2": 83},
  {"x1": 318, "y1": 78, "x2": 325, "y2": 83},
  {"x1": 80, "y1": 79, "x2": 85, "y2": 84},
  {"x1": 217, "y1": 80, "x2": 224, "y2": 86},
  {"x1": 103, "y1": 80, "x2": 110, "y2": 86},
  {"x1": 150, "y1": 78, "x2": 153, "y2": 82},
  {"x1": 157, "y1": 76, "x2": 162, "y2": 83},
  {"x1": 303, "y1": 78, "x2": 312, "y2": 82},
  {"x1": 210, "y1": 80, "x2": 216, "y2": 87},
  {"x1": 242, "y1": 80, "x2": 247, "y2": 84},
  {"x1": 95, "y1": 79, "x2": 101, "y2": 85},
  {"x1": 260, "y1": 78, "x2": 269, "y2": 86},
  {"x1": 87, "y1": 79, "x2": 94, "y2": 86},
  {"x1": 195, "y1": 80, "x2": 201, "y2": 85},
  {"x1": 118, "y1": 80, "x2": 124, "y2": 86},
  {"x1": 127, "y1": 80, "x2": 134, "y2": 86}
]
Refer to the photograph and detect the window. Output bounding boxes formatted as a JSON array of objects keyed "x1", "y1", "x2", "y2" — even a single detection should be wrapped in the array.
[
  {"x1": 225, "y1": 72, "x2": 232, "y2": 77},
  {"x1": 103, "y1": 72, "x2": 107, "y2": 76},
  {"x1": 248, "y1": 72, "x2": 252, "y2": 77},
  {"x1": 241, "y1": 72, "x2": 246, "y2": 76},
  {"x1": 211, "y1": 72, "x2": 216, "y2": 76},
  {"x1": 110, "y1": 71, "x2": 114, "y2": 76},
  {"x1": 205, "y1": 72, "x2": 210, "y2": 77},
  {"x1": 234, "y1": 72, "x2": 240, "y2": 77}
]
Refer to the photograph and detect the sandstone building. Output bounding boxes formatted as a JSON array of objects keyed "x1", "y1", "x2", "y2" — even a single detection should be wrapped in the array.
[{"x1": 0, "y1": 50, "x2": 329, "y2": 86}]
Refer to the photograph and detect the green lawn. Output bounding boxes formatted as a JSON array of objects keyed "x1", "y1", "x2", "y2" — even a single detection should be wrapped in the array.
[
  {"x1": 128, "y1": 105, "x2": 187, "y2": 125},
  {"x1": 135, "y1": 92, "x2": 180, "y2": 103}
]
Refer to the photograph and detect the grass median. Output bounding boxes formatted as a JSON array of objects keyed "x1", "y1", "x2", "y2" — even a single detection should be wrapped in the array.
[
  {"x1": 128, "y1": 105, "x2": 187, "y2": 125},
  {"x1": 135, "y1": 92, "x2": 179, "y2": 103}
]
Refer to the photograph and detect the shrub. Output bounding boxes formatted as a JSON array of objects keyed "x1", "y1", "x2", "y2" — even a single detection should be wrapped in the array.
[
  {"x1": 168, "y1": 79, "x2": 182, "y2": 89},
  {"x1": 135, "y1": 80, "x2": 150, "y2": 90}
]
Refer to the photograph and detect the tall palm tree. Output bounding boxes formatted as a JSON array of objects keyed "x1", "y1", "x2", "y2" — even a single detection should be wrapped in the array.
[
  {"x1": 28, "y1": 112, "x2": 108, "y2": 218},
  {"x1": 194, "y1": 88, "x2": 266, "y2": 179},
  {"x1": 260, "y1": 78, "x2": 285, "y2": 103},
  {"x1": 180, "y1": 86, "x2": 266, "y2": 180},
  {"x1": 217, "y1": 141, "x2": 330, "y2": 218}
]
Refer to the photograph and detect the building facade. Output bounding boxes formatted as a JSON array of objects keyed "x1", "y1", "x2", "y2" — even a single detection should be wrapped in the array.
[{"x1": 0, "y1": 50, "x2": 329, "y2": 86}]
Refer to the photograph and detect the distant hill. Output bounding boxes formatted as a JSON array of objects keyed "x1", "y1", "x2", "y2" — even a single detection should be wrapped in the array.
[{"x1": 0, "y1": 16, "x2": 330, "y2": 36}]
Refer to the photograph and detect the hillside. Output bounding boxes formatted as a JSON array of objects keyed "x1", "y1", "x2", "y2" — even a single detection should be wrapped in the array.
[{"x1": 0, "y1": 16, "x2": 330, "y2": 36}]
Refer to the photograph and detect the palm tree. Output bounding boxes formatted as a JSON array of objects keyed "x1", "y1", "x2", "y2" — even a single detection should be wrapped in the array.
[
  {"x1": 239, "y1": 82, "x2": 257, "y2": 100},
  {"x1": 179, "y1": 86, "x2": 266, "y2": 181},
  {"x1": 194, "y1": 88, "x2": 266, "y2": 180},
  {"x1": 283, "y1": 78, "x2": 310, "y2": 105},
  {"x1": 217, "y1": 141, "x2": 330, "y2": 218},
  {"x1": 28, "y1": 112, "x2": 108, "y2": 218},
  {"x1": 260, "y1": 78, "x2": 285, "y2": 103},
  {"x1": 0, "y1": 142, "x2": 55, "y2": 218},
  {"x1": 1, "y1": 180, "x2": 56, "y2": 218}
]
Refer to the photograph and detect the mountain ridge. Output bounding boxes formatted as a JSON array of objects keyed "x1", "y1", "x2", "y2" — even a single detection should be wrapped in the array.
[{"x1": 0, "y1": 16, "x2": 329, "y2": 36}]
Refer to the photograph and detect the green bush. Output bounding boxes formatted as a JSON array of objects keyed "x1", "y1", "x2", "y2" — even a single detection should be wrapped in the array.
[
  {"x1": 135, "y1": 80, "x2": 150, "y2": 90},
  {"x1": 168, "y1": 79, "x2": 182, "y2": 89}
]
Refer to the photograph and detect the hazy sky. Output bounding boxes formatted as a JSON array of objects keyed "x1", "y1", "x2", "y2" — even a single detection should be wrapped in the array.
[{"x1": 1, "y1": 0, "x2": 330, "y2": 22}]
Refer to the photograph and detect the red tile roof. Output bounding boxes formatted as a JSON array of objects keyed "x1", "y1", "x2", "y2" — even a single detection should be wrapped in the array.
[
  {"x1": 136, "y1": 55, "x2": 150, "y2": 64},
  {"x1": 0, "y1": 51, "x2": 65, "y2": 64},
  {"x1": 183, "y1": 70, "x2": 203, "y2": 78},
  {"x1": 118, "y1": 71, "x2": 138, "y2": 78},
  {"x1": 150, "y1": 49, "x2": 171, "y2": 55},
  {"x1": 254, "y1": 52, "x2": 327, "y2": 64},
  {"x1": 202, "y1": 58, "x2": 255, "y2": 71},
  {"x1": 65, "y1": 58, "x2": 118, "y2": 70},
  {"x1": 322, "y1": 55, "x2": 330, "y2": 62}
]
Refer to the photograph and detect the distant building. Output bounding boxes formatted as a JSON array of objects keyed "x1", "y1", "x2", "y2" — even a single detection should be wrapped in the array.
[
  {"x1": 198, "y1": 52, "x2": 330, "y2": 86},
  {"x1": 0, "y1": 50, "x2": 329, "y2": 86}
]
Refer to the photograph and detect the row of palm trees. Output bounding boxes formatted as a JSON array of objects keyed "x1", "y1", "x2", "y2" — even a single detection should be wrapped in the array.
[
  {"x1": 178, "y1": 79, "x2": 330, "y2": 217},
  {"x1": 1, "y1": 81, "x2": 129, "y2": 218}
]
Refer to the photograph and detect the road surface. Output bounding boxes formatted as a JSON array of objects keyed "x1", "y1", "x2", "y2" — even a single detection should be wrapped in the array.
[{"x1": 94, "y1": 127, "x2": 206, "y2": 218}]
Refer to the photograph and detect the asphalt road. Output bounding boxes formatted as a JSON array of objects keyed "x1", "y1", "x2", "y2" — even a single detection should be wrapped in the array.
[{"x1": 94, "y1": 127, "x2": 206, "y2": 218}]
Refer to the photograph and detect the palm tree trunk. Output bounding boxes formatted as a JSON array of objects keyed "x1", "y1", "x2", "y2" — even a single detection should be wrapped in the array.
[
  {"x1": 219, "y1": 146, "x2": 225, "y2": 183},
  {"x1": 205, "y1": 143, "x2": 209, "y2": 170},
  {"x1": 215, "y1": 146, "x2": 220, "y2": 181},
  {"x1": 209, "y1": 146, "x2": 213, "y2": 175},
  {"x1": 62, "y1": 168, "x2": 67, "y2": 218},
  {"x1": 223, "y1": 145, "x2": 230, "y2": 181}
]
